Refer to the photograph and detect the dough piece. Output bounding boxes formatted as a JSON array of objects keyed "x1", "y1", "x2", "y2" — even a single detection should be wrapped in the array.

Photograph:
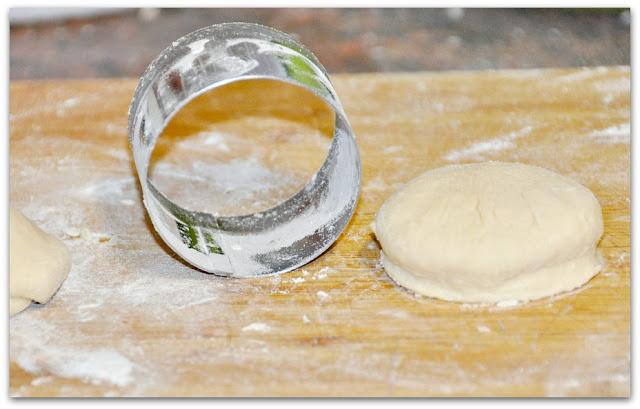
[
  {"x1": 10, "y1": 208, "x2": 70, "y2": 315},
  {"x1": 374, "y1": 162, "x2": 603, "y2": 303}
]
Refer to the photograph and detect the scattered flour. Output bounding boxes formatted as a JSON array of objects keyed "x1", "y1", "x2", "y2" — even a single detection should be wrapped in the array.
[
  {"x1": 363, "y1": 176, "x2": 389, "y2": 192},
  {"x1": 198, "y1": 131, "x2": 230, "y2": 152},
  {"x1": 444, "y1": 126, "x2": 533, "y2": 161},
  {"x1": 150, "y1": 157, "x2": 301, "y2": 215},
  {"x1": 495, "y1": 300, "x2": 520, "y2": 309},
  {"x1": 63, "y1": 227, "x2": 81, "y2": 238},
  {"x1": 241, "y1": 323, "x2": 272, "y2": 333},
  {"x1": 460, "y1": 303, "x2": 483, "y2": 311},
  {"x1": 617, "y1": 253, "x2": 628, "y2": 264},
  {"x1": 174, "y1": 296, "x2": 218, "y2": 310},
  {"x1": 592, "y1": 76, "x2": 630, "y2": 95},
  {"x1": 383, "y1": 145, "x2": 403, "y2": 154},
  {"x1": 10, "y1": 318, "x2": 136, "y2": 387},
  {"x1": 602, "y1": 94, "x2": 614, "y2": 105},
  {"x1": 377, "y1": 309, "x2": 411, "y2": 319},
  {"x1": 31, "y1": 376, "x2": 55, "y2": 386},
  {"x1": 162, "y1": 130, "x2": 230, "y2": 154},
  {"x1": 476, "y1": 325, "x2": 491, "y2": 333},
  {"x1": 587, "y1": 123, "x2": 630, "y2": 145},
  {"x1": 314, "y1": 267, "x2": 334, "y2": 280},
  {"x1": 316, "y1": 291, "x2": 329, "y2": 301},
  {"x1": 55, "y1": 98, "x2": 81, "y2": 117},
  {"x1": 105, "y1": 123, "x2": 126, "y2": 136},
  {"x1": 552, "y1": 67, "x2": 607, "y2": 83}
]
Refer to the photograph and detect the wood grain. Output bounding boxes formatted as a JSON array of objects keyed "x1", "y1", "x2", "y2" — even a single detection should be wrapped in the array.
[{"x1": 9, "y1": 67, "x2": 630, "y2": 397}]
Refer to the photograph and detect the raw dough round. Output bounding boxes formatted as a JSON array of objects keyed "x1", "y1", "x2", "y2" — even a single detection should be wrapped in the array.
[
  {"x1": 374, "y1": 162, "x2": 603, "y2": 303},
  {"x1": 10, "y1": 208, "x2": 71, "y2": 315}
]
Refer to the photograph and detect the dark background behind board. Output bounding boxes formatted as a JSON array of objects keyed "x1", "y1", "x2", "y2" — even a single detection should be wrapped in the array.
[{"x1": 10, "y1": 8, "x2": 630, "y2": 79}]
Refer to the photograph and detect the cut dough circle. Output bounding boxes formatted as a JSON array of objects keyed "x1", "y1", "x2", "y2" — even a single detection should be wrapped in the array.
[
  {"x1": 10, "y1": 208, "x2": 71, "y2": 315},
  {"x1": 374, "y1": 162, "x2": 604, "y2": 303}
]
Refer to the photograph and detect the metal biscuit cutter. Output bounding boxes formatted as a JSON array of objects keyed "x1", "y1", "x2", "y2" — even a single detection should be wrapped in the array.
[{"x1": 128, "y1": 23, "x2": 361, "y2": 277}]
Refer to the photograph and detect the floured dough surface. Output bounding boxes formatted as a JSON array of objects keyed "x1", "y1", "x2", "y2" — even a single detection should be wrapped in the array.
[
  {"x1": 10, "y1": 208, "x2": 71, "y2": 315},
  {"x1": 374, "y1": 162, "x2": 604, "y2": 303}
]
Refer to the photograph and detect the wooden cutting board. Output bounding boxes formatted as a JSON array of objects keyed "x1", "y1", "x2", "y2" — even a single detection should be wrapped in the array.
[{"x1": 9, "y1": 67, "x2": 630, "y2": 397}]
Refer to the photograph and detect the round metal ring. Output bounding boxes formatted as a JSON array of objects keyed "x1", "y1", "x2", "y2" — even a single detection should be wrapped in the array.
[{"x1": 128, "y1": 23, "x2": 361, "y2": 277}]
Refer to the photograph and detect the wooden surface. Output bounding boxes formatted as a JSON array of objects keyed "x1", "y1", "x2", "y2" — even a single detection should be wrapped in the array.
[{"x1": 9, "y1": 67, "x2": 630, "y2": 397}]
